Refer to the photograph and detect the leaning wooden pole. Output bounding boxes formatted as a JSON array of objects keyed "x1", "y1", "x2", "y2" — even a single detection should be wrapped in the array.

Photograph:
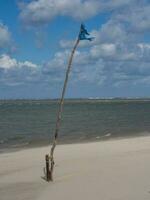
[{"x1": 47, "y1": 37, "x2": 80, "y2": 181}]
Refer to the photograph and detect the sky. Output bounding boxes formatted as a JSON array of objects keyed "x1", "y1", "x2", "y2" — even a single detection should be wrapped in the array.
[{"x1": 0, "y1": 0, "x2": 150, "y2": 99}]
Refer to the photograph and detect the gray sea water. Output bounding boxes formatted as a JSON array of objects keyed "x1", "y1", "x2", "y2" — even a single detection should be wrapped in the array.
[{"x1": 0, "y1": 99, "x2": 150, "y2": 151}]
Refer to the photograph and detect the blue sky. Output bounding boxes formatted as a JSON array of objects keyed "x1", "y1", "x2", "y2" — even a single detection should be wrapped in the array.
[{"x1": 0, "y1": 0, "x2": 149, "y2": 99}]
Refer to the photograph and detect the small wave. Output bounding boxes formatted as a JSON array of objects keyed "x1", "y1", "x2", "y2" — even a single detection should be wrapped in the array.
[
  {"x1": 96, "y1": 133, "x2": 111, "y2": 139},
  {"x1": 105, "y1": 133, "x2": 111, "y2": 137},
  {"x1": 11, "y1": 142, "x2": 29, "y2": 148}
]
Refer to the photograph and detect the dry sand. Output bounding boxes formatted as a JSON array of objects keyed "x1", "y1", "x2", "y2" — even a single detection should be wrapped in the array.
[{"x1": 1, "y1": 136, "x2": 150, "y2": 200}]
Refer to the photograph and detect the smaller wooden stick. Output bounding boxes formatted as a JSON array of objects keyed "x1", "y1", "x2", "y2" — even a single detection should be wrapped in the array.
[{"x1": 45, "y1": 154, "x2": 51, "y2": 181}]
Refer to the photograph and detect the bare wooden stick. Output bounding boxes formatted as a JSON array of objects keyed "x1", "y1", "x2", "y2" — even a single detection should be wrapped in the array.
[
  {"x1": 45, "y1": 154, "x2": 51, "y2": 181},
  {"x1": 49, "y1": 38, "x2": 80, "y2": 181}
]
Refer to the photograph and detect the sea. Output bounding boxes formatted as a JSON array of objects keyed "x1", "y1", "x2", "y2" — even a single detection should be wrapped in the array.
[{"x1": 0, "y1": 99, "x2": 150, "y2": 152}]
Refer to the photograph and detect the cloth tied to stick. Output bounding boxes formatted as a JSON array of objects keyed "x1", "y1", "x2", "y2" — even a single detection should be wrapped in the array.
[{"x1": 79, "y1": 23, "x2": 94, "y2": 41}]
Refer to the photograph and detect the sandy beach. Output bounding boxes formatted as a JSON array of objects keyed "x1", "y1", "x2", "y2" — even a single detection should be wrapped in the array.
[{"x1": 1, "y1": 136, "x2": 150, "y2": 200}]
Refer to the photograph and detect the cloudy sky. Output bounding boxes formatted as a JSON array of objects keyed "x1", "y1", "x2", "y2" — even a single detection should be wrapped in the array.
[{"x1": 0, "y1": 0, "x2": 150, "y2": 99}]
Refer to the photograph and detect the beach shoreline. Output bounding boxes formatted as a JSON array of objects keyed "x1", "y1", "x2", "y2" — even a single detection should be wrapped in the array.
[{"x1": 1, "y1": 133, "x2": 150, "y2": 154}]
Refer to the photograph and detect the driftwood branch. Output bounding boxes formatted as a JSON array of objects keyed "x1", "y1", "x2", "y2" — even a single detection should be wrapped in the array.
[{"x1": 46, "y1": 37, "x2": 80, "y2": 181}]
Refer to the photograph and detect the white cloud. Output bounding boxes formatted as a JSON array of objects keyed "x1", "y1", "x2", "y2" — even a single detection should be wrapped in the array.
[
  {"x1": 96, "y1": 21, "x2": 128, "y2": 44},
  {"x1": 0, "y1": 54, "x2": 37, "y2": 70},
  {"x1": 0, "y1": 54, "x2": 17, "y2": 70},
  {"x1": 19, "y1": 0, "x2": 100, "y2": 26},
  {"x1": 0, "y1": 23, "x2": 11, "y2": 49},
  {"x1": 90, "y1": 44, "x2": 116, "y2": 58},
  {"x1": 115, "y1": 5, "x2": 150, "y2": 32},
  {"x1": 19, "y1": 0, "x2": 139, "y2": 27},
  {"x1": 0, "y1": 54, "x2": 40, "y2": 86}
]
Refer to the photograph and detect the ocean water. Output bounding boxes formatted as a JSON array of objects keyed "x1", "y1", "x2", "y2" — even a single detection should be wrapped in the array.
[{"x1": 0, "y1": 99, "x2": 150, "y2": 151}]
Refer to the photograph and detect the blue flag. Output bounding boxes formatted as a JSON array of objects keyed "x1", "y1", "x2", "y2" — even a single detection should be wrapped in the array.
[{"x1": 79, "y1": 24, "x2": 94, "y2": 41}]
